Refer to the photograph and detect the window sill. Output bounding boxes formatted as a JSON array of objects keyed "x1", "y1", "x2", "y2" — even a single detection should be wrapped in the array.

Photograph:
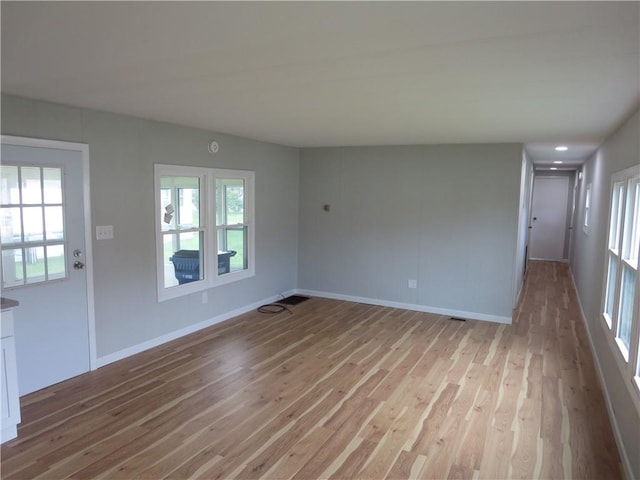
[
  {"x1": 215, "y1": 269, "x2": 255, "y2": 287},
  {"x1": 157, "y1": 269, "x2": 255, "y2": 302}
]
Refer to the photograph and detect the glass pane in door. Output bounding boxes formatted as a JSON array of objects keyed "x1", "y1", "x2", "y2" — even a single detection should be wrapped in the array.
[{"x1": 1, "y1": 165, "x2": 66, "y2": 287}]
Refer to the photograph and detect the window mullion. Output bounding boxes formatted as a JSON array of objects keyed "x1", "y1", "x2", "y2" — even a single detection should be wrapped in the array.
[
  {"x1": 39, "y1": 168, "x2": 50, "y2": 281},
  {"x1": 223, "y1": 185, "x2": 228, "y2": 225},
  {"x1": 17, "y1": 167, "x2": 28, "y2": 283},
  {"x1": 207, "y1": 171, "x2": 215, "y2": 284}
]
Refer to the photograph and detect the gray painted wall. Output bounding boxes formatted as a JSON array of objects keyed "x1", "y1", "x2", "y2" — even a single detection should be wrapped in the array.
[
  {"x1": 570, "y1": 108, "x2": 639, "y2": 479},
  {"x1": 297, "y1": 144, "x2": 523, "y2": 321},
  {"x1": 1, "y1": 94, "x2": 300, "y2": 359}
]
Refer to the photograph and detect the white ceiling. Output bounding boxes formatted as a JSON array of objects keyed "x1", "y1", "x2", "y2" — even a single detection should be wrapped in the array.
[{"x1": 2, "y1": 2, "x2": 639, "y2": 167}]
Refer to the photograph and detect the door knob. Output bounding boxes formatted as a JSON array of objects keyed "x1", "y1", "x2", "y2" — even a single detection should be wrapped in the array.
[{"x1": 74, "y1": 261, "x2": 85, "y2": 270}]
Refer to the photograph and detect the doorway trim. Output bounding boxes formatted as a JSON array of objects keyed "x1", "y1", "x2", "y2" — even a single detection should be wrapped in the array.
[
  {"x1": 1, "y1": 135, "x2": 97, "y2": 370},
  {"x1": 528, "y1": 174, "x2": 571, "y2": 262}
]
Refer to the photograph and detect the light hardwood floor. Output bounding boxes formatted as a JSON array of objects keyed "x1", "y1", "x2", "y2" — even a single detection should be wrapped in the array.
[{"x1": 1, "y1": 261, "x2": 623, "y2": 479}]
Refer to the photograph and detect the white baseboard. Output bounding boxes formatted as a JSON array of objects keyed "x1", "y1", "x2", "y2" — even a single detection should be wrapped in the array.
[
  {"x1": 96, "y1": 290, "x2": 296, "y2": 368},
  {"x1": 568, "y1": 270, "x2": 634, "y2": 480},
  {"x1": 294, "y1": 289, "x2": 512, "y2": 325},
  {"x1": 529, "y1": 257, "x2": 569, "y2": 263},
  {"x1": 96, "y1": 288, "x2": 509, "y2": 369},
  {"x1": 1, "y1": 425, "x2": 17, "y2": 444}
]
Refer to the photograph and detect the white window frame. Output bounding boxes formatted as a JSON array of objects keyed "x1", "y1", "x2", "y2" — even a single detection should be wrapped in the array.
[
  {"x1": 583, "y1": 183, "x2": 592, "y2": 234},
  {"x1": 214, "y1": 169, "x2": 255, "y2": 287},
  {"x1": 155, "y1": 164, "x2": 211, "y2": 302},
  {"x1": 600, "y1": 165, "x2": 640, "y2": 406},
  {"x1": 154, "y1": 164, "x2": 255, "y2": 302}
]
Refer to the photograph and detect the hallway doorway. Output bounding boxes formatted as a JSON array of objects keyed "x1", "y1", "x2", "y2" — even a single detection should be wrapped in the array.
[{"x1": 529, "y1": 175, "x2": 571, "y2": 261}]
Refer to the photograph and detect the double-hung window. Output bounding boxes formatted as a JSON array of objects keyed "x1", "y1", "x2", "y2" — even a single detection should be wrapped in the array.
[
  {"x1": 602, "y1": 165, "x2": 640, "y2": 398},
  {"x1": 155, "y1": 165, "x2": 254, "y2": 301},
  {"x1": 215, "y1": 171, "x2": 254, "y2": 285},
  {"x1": 157, "y1": 165, "x2": 207, "y2": 296}
]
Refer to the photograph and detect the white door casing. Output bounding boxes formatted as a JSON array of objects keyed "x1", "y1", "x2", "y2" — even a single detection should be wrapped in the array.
[
  {"x1": 0, "y1": 136, "x2": 96, "y2": 395},
  {"x1": 529, "y1": 176, "x2": 570, "y2": 261}
]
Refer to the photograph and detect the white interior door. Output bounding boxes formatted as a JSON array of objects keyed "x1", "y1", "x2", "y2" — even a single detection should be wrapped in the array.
[
  {"x1": 1, "y1": 137, "x2": 95, "y2": 395},
  {"x1": 529, "y1": 176, "x2": 570, "y2": 261}
]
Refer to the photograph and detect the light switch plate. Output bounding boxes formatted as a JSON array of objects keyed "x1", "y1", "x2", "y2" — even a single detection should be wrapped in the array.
[{"x1": 96, "y1": 225, "x2": 114, "y2": 240}]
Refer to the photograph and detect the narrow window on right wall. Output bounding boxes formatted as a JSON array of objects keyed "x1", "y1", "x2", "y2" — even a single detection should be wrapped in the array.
[
  {"x1": 583, "y1": 183, "x2": 592, "y2": 234},
  {"x1": 601, "y1": 165, "x2": 640, "y2": 398}
]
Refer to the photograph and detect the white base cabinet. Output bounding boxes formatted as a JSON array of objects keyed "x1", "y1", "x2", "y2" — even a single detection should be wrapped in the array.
[{"x1": 1, "y1": 308, "x2": 21, "y2": 443}]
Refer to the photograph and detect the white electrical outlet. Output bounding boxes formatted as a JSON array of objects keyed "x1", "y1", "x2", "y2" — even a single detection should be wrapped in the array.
[
  {"x1": 408, "y1": 279, "x2": 418, "y2": 289},
  {"x1": 96, "y1": 225, "x2": 114, "y2": 240},
  {"x1": 202, "y1": 292, "x2": 208, "y2": 304}
]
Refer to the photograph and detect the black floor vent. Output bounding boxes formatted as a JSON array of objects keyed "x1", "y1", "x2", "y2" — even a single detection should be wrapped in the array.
[
  {"x1": 449, "y1": 316, "x2": 466, "y2": 322},
  {"x1": 280, "y1": 295, "x2": 311, "y2": 305}
]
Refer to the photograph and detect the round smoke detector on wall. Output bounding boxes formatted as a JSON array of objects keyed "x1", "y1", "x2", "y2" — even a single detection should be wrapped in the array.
[{"x1": 208, "y1": 140, "x2": 219, "y2": 154}]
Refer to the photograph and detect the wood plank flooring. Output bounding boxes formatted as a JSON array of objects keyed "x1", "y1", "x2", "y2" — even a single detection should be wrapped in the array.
[{"x1": 1, "y1": 261, "x2": 623, "y2": 479}]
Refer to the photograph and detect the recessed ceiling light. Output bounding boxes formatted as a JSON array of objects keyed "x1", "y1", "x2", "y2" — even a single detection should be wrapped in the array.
[
  {"x1": 553, "y1": 160, "x2": 563, "y2": 164},
  {"x1": 550, "y1": 167, "x2": 558, "y2": 170},
  {"x1": 555, "y1": 146, "x2": 568, "y2": 151}
]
